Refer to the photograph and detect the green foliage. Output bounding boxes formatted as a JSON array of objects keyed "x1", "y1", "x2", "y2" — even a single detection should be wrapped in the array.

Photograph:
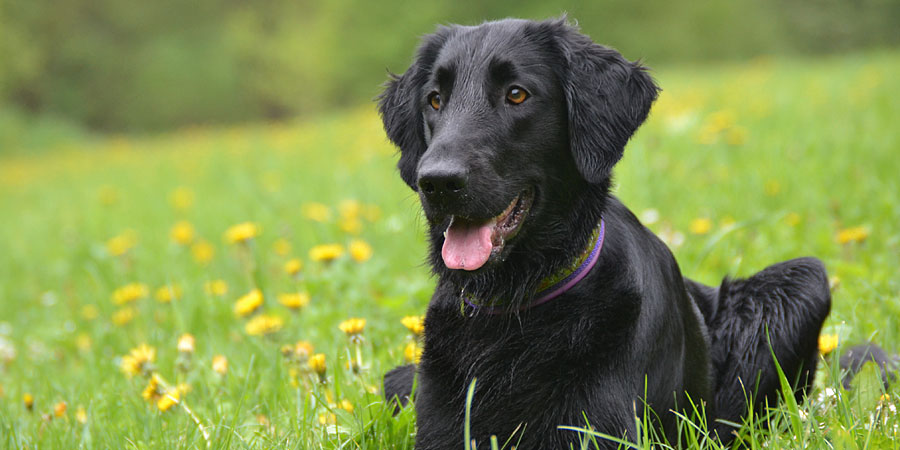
[
  {"x1": 0, "y1": 52, "x2": 898, "y2": 448},
  {"x1": 1, "y1": 0, "x2": 898, "y2": 132}
]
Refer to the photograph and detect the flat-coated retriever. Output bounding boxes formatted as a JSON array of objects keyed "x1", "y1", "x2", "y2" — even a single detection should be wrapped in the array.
[{"x1": 378, "y1": 17, "x2": 831, "y2": 449}]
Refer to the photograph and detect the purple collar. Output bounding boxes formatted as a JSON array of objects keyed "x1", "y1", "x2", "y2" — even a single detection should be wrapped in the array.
[{"x1": 463, "y1": 219, "x2": 606, "y2": 314}]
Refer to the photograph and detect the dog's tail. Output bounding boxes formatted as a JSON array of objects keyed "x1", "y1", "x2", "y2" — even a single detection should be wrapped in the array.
[{"x1": 836, "y1": 343, "x2": 899, "y2": 390}]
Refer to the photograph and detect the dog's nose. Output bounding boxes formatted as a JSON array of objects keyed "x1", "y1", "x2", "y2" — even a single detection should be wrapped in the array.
[{"x1": 417, "y1": 168, "x2": 468, "y2": 199}]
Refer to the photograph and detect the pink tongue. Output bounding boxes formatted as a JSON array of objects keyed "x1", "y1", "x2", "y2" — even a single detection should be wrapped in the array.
[{"x1": 441, "y1": 219, "x2": 494, "y2": 271}]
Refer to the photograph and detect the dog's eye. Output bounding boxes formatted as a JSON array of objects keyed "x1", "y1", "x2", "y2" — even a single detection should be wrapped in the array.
[
  {"x1": 428, "y1": 92, "x2": 442, "y2": 110},
  {"x1": 506, "y1": 87, "x2": 528, "y2": 105}
]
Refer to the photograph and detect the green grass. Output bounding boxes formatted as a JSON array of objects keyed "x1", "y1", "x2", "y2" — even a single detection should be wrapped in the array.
[{"x1": 0, "y1": 50, "x2": 898, "y2": 449}]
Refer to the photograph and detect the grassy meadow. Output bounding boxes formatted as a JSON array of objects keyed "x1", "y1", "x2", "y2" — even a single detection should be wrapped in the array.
[{"x1": 0, "y1": 51, "x2": 899, "y2": 449}]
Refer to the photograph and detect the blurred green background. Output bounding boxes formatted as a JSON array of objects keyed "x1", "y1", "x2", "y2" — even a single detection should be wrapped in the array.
[{"x1": 1, "y1": 0, "x2": 897, "y2": 150}]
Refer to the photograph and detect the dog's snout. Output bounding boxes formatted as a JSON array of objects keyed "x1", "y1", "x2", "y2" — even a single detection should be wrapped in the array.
[{"x1": 417, "y1": 168, "x2": 468, "y2": 198}]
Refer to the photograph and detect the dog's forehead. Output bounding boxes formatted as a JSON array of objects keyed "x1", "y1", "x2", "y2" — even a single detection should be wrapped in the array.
[{"x1": 433, "y1": 21, "x2": 552, "y2": 74}]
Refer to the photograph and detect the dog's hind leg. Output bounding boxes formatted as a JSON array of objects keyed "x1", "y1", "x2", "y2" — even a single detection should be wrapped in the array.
[
  {"x1": 702, "y1": 257, "x2": 831, "y2": 441},
  {"x1": 384, "y1": 364, "x2": 416, "y2": 415}
]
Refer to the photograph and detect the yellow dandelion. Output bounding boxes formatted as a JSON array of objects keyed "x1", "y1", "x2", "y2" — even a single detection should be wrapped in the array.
[
  {"x1": 764, "y1": 179, "x2": 781, "y2": 197},
  {"x1": 785, "y1": 212, "x2": 802, "y2": 227},
  {"x1": 157, "y1": 389, "x2": 180, "y2": 412},
  {"x1": 318, "y1": 413, "x2": 337, "y2": 425},
  {"x1": 819, "y1": 334, "x2": 839, "y2": 355},
  {"x1": 348, "y1": 239, "x2": 373, "y2": 262},
  {"x1": 301, "y1": 202, "x2": 331, "y2": 222},
  {"x1": 81, "y1": 304, "x2": 99, "y2": 320},
  {"x1": 204, "y1": 279, "x2": 228, "y2": 296},
  {"x1": 273, "y1": 238, "x2": 292, "y2": 256},
  {"x1": 76, "y1": 333, "x2": 92, "y2": 352},
  {"x1": 106, "y1": 230, "x2": 138, "y2": 257},
  {"x1": 224, "y1": 222, "x2": 260, "y2": 244},
  {"x1": 689, "y1": 218, "x2": 713, "y2": 235},
  {"x1": 76, "y1": 406, "x2": 87, "y2": 424},
  {"x1": 212, "y1": 355, "x2": 228, "y2": 375},
  {"x1": 112, "y1": 282, "x2": 149, "y2": 305},
  {"x1": 339, "y1": 318, "x2": 366, "y2": 337},
  {"x1": 111, "y1": 307, "x2": 136, "y2": 326},
  {"x1": 169, "y1": 186, "x2": 195, "y2": 211},
  {"x1": 177, "y1": 334, "x2": 195, "y2": 354},
  {"x1": 309, "y1": 244, "x2": 344, "y2": 262},
  {"x1": 53, "y1": 401, "x2": 67, "y2": 417},
  {"x1": 836, "y1": 226, "x2": 869, "y2": 244},
  {"x1": 233, "y1": 289, "x2": 264, "y2": 317},
  {"x1": 339, "y1": 217, "x2": 363, "y2": 235},
  {"x1": 142, "y1": 375, "x2": 162, "y2": 402},
  {"x1": 155, "y1": 284, "x2": 182, "y2": 303},
  {"x1": 339, "y1": 399, "x2": 354, "y2": 414},
  {"x1": 120, "y1": 344, "x2": 156, "y2": 377},
  {"x1": 294, "y1": 341, "x2": 314, "y2": 360},
  {"x1": 309, "y1": 353, "x2": 327, "y2": 380},
  {"x1": 24, "y1": 393, "x2": 34, "y2": 411},
  {"x1": 284, "y1": 258, "x2": 303, "y2": 276},
  {"x1": 245, "y1": 314, "x2": 284, "y2": 336},
  {"x1": 829, "y1": 276, "x2": 841, "y2": 291},
  {"x1": 719, "y1": 215, "x2": 736, "y2": 229},
  {"x1": 278, "y1": 292, "x2": 310, "y2": 310},
  {"x1": 191, "y1": 240, "x2": 215, "y2": 264},
  {"x1": 401, "y1": 315, "x2": 425, "y2": 337},
  {"x1": 404, "y1": 341, "x2": 423, "y2": 364},
  {"x1": 338, "y1": 199, "x2": 362, "y2": 220},
  {"x1": 170, "y1": 221, "x2": 195, "y2": 246}
]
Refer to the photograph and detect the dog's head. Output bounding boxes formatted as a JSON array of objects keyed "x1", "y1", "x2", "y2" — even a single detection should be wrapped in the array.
[{"x1": 379, "y1": 18, "x2": 658, "y2": 277}]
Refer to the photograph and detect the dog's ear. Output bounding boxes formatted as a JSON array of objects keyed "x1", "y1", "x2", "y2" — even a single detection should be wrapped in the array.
[
  {"x1": 378, "y1": 27, "x2": 453, "y2": 189},
  {"x1": 552, "y1": 23, "x2": 659, "y2": 184}
]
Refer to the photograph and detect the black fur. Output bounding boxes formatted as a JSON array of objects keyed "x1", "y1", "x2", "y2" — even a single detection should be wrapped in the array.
[{"x1": 378, "y1": 18, "x2": 831, "y2": 449}]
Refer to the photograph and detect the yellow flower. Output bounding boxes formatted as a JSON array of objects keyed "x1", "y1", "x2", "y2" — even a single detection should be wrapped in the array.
[
  {"x1": 76, "y1": 406, "x2": 87, "y2": 424},
  {"x1": 725, "y1": 126, "x2": 748, "y2": 146},
  {"x1": 81, "y1": 304, "x2": 99, "y2": 320},
  {"x1": 76, "y1": 333, "x2": 92, "y2": 352},
  {"x1": 404, "y1": 341, "x2": 423, "y2": 364},
  {"x1": 106, "y1": 230, "x2": 138, "y2": 256},
  {"x1": 273, "y1": 238, "x2": 292, "y2": 256},
  {"x1": 157, "y1": 389, "x2": 180, "y2": 412},
  {"x1": 142, "y1": 375, "x2": 162, "y2": 402},
  {"x1": 339, "y1": 318, "x2": 366, "y2": 337},
  {"x1": 245, "y1": 314, "x2": 284, "y2": 336},
  {"x1": 170, "y1": 221, "x2": 195, "y2": 246},
  {"x1": 111, "y1": 307, "x2": 136, "y2": 326},
  {"x1": 829, "y1": 276, "x2": 841, "y2": 291},
  {"x1": 278, "y1": 292, "x2": 310, "y2": 310},
  {"x1": 309, "y1": 244, "x2": 344, "y2": 262},
  {"x1": 204, "y1": 279, "x2": 228, "y2": 296},
  {"x1": 339, "y1": 217, "x2": 363, "y2": 235},
  {"x1": 112, "y1": 282, "x2": 149, "y2": 305},
  {"x1": 121, "y1": 344, "x2": 156, "y2": 377},
  {"x1": 348, "y1": 239, "x2": 373, "y2": 262},
  {"x1": 764, "y1": 179, "x2": 781, "y2": 196},
  {"x1": 191, "y1": 240, "x2": 215, "y2": 264},
  {"x1": 689, "y1": 218, "x2": 713, "y2": 235},
  {"x1": 819, "y1": 334, "x2": 839, "y2": 355},
  {"x1": 177, "y1": 334, "x2": 195, "y2": 353},
  {"x1": 309, "y1": 353, "x2": 327, "y2": 377},
  {"x1": 224, "y1": 222, "x2": 260, "y2": 244},
  {"x1": 836, "y1": 226, "x2": 869, "y2": 244},
  {"x1": 318, "y1": 413, "x2": 337, "y2": 425},
  {"x1": 284, "y1": 258, "x2": 303, "y2": 276},
  {"x1": 53, "y1": 401, "x2": 67, "y2": 417},
  {"x1": 785, "y1": 212, "x2": 802, "y2": 227},
  {"x1": 233, "y1": 289, "x2": 264, "y2": 317},
  {"x1": 169, "y1": 186, "x2": 195, "y2": 211},
  {"x1": 155, "y1": 284, "x2": 182, "y2": 303},
  {"x1": 294, "y1": 341, "x2": 314, "y2": 360},
  {"x1": 401, "y1": 315, "x2": 425, "y2": 337},
  {"x1": 24, "y1": 393, "x2": 34, "y2": 411},
  {"x1": 302, "y1": 202, "x2": 331, "y2": 222},
  {"x1": 338, "y1": 199, "x2": 362, "y2": 220},
  {"x1": 339, "y1": 399, "x2": 354, "y2": 414},
  {"x1": 212, "y1": 355, "x2": 228, "y2": 375}
]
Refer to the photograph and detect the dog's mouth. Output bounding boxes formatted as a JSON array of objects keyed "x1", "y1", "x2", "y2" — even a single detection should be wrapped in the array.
[{"x1": 441, "y1": 188, "x2": 534, "y2": 271}]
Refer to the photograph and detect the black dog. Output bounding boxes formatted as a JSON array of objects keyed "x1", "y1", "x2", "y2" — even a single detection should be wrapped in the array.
[{"x1": 378, "y1": 18, "x2": 831, "y2": 449}]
